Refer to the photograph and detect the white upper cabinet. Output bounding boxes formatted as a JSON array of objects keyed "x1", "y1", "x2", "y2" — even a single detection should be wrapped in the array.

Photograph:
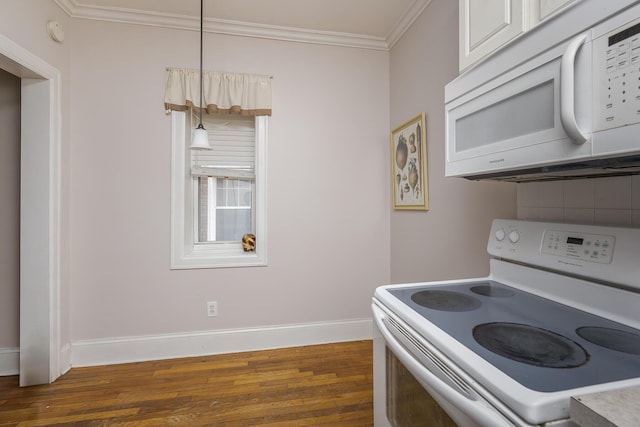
[
  {"x1": 534, "y1": 0, "x2": 575, "y2": 22},
  {"x1": 459, "y1": 0, "x2": 575, "y2": 72},
  {"x1": 459, "y1": 0, "x2": 525, "y2": 72}
]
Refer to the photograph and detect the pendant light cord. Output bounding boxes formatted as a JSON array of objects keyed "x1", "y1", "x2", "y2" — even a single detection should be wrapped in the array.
[{"x1": 198, "y1": 0, "x2": 204, "y2": 128}]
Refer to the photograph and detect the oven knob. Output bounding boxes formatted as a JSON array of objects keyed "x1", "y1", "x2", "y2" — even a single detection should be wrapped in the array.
[
  {"x1": 495, "y1": 229, "x2": 506, "y2": 241},
  {"x1": 509, "y1": 230, "x2": 520, "y2": 243}
]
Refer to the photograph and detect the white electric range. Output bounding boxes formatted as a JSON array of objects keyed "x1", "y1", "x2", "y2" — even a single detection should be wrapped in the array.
[{"x1": 372, "y1": 219, "x2": 640, "y2": 427}]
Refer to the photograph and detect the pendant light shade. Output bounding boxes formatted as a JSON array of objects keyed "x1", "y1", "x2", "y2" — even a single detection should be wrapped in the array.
[
  {"x1": 190, "y1": 124, "x2": 210, "y2": 150},
  {"x1": 191, "y1": 0, "x2": 211, "y2": 150}
]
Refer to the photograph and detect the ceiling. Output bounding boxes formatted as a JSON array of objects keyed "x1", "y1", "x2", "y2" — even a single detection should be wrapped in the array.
[{"x1": 53, "y1": 0, "x2": 431, "y2": 50}]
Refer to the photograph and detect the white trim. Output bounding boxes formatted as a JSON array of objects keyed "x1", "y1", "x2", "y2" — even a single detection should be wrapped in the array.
[
  {"x1": 207, "y1": 178, "x2": 216, "y2": 241},
  {"x1": 0, "y1": 35, "x2": 58, "y2": 80},
  {"x1": 59, "y1": 343, "x2": 72, "y2": 376},
  {"x1": 70, "y1": 319, "x2": 373, "y2": 368},
  {"x1": 386, "y1": 0, "x2": 434, "y2": 49},
  {"x1": 0, "y1": 348, "x2": 19, "y2": 376},
  {"x1": 54, "y1": 0, "x2": 431, "y2": 51},
  {"x1": 171, "y1": 112, "x2": 268, "y2": 269},
  {"x1": 0, "y1": 33, "x2": 63, "y2": 385}
]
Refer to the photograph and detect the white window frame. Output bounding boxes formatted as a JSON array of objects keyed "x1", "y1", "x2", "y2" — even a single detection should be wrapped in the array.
[{"x1": 170, "y1": 111, "x2": 268, "y2": 269}]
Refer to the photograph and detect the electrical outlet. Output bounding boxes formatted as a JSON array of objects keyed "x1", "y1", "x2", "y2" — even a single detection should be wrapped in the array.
[{"x1": 207, "y1": 301, "x2": 218, "y2": 317}]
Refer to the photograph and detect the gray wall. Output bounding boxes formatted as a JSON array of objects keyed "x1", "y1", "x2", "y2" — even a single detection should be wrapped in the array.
[
  {"x1": 389, "y1": 0, "x2": 517, "y2": 284},
  {"x1": 0, "y1": 68, "x2": 20, "y2": 350}
]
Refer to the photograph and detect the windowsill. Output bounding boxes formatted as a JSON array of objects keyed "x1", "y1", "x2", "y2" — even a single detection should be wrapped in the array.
[
  {"x1": 171, "y1": 241, "x2": 267, "y2": 269},
  {"x1": 170, "y1": 251, "x2": 267, "y2": 270}
]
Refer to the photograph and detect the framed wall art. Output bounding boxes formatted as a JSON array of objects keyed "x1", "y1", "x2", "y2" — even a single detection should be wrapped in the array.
[{"x1": 390, "y1": 113, "x2": 428, "y2": 210}]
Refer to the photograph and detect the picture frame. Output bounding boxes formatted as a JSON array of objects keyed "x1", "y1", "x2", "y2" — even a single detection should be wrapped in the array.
[{"x1": 390, "y1": 113, "x2": 428, "y2": 210}]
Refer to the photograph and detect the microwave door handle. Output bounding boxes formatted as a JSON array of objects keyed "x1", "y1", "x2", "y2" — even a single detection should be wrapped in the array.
[{"x1": 560, "y1": 33, "x2": 588, "y2": 144}]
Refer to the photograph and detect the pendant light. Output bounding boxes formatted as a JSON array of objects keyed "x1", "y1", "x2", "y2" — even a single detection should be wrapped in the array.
[{"x1": 190, "y1": 0, "x2": 211, "y2": 150}]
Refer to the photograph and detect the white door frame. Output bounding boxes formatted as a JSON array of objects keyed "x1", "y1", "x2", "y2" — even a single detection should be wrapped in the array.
[{"x1": 0, "y1": 33, "x2": 62, "y2": 386}]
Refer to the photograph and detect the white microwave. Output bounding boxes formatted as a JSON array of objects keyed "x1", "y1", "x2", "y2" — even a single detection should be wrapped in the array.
[{"x1": 445, "y1": 2, "x2": 640, "y2": 182}]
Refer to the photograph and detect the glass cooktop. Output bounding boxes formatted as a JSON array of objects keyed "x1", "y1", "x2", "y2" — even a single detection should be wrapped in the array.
[{"x1": 388, "y1": 280, "x2": 640, "y2": 392}]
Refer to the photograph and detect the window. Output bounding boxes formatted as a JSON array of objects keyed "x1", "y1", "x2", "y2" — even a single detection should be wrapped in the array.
[
  {"x1": 171, "y1": 110, "x2": 268, "y2": 269},
  {"x1": 196, "y1": 177, "x2": 252, "y2": 242}
]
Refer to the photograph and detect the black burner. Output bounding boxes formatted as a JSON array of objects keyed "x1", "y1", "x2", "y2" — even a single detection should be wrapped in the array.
[
  {"x1": 470, "y1": 284, "x2": 516, "y2": 297},
  {"x1": 577, "y1": 327, "x2": 640, "y2": 355},
  {"x1": 473, "y1": 322, "x2": 589, "y2": 368},
  {"x1": 411, "y1": 290, "x2": 481, "y2": 312}
]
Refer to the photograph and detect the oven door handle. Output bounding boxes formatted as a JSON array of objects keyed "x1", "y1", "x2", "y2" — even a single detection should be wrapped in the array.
[{"x1": 373, "y1": 304, "x2": 515, "y2": 427}]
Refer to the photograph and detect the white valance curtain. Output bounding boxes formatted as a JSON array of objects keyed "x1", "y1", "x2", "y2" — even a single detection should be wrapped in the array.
[{"x1": 164, "y1": 68, "x2": 272, "y2": 116}]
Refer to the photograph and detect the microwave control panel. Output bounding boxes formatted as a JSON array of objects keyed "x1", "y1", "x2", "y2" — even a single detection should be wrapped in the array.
[{"x1": 593, "y1": 17, "x2": 640, "y2": 131}]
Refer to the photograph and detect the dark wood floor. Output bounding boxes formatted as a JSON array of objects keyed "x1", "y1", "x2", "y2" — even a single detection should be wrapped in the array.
[{"x1": 0, "y1": 340, "x2": 373, "y2": 426}]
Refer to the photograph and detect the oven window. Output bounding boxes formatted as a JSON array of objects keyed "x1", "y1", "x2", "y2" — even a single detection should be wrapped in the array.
[{"x1": 386, "y1": 347, "x2": 458, "y2": 427}]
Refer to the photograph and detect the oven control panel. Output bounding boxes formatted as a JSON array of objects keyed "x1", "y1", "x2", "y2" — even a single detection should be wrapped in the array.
[
  {"x1": 488, "y1": 219, "x2": 640, "y2": 290},
  {"x1": 541, "y1": 230, "x2": 614, "y2": 264}
]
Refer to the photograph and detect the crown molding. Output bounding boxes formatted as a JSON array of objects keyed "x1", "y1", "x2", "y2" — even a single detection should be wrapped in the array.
[
  {"x1": 54, "y1": 0, "x2": 429, "y2": 51},
  {"x1": 387, "y1": 0, "x2": 433, "y2": 49}
]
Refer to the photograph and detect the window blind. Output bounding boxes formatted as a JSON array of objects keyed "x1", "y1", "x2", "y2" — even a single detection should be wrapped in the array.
[{"x1": 189, "y1": 110, "x2": 255, "y2": 180}]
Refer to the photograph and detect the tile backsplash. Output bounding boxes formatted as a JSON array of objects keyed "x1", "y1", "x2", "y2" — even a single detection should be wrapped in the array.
[{"x1": 517, "y1": 175, "x2": 640, "y2": 227}]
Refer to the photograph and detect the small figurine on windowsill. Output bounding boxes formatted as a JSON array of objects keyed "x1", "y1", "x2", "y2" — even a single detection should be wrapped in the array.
[{"x1": 242, "y1": 233, "x2": 256, "y2": 252}]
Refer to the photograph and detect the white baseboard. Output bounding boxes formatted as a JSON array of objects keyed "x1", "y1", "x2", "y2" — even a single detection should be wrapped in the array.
[
  {"x1": 59, "y1": 342, "x2": 72, "y2": 376},
  {"x1": 0, "y1": 345, "x2": 72, "y2": 378},
  {"x1": 71, "y1": 318, "x2": 373, "y2": 368},
  {"x1": 0, "y1": 347, "x2": 19, "y2": 376}
]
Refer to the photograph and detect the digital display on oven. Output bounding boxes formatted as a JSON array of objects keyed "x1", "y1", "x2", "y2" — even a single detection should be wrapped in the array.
[{"x1": 567, "y1": 237, "x2": 584, "y2": 245}]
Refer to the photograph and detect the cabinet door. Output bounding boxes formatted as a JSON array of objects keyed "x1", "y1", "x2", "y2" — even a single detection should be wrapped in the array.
[
  {"x1": 532, "y1": 0, "x2": 575, "y2": 24},
  {"x1": 459, "y1": 0, "x2": 525, "y2": 71}
]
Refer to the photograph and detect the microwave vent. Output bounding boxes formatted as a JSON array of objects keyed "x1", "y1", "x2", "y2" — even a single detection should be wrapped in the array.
[{"x1": 464, "y1": 155, "x2": 640, "y2": 182}]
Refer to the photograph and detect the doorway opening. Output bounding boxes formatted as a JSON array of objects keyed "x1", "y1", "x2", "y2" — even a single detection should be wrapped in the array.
[
  {"x1": 0, "y1": 68, "x2": 20, "y2": 379},
  {"x1": 0, "y1": 33, "x2": 62, "y2": 386}
]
